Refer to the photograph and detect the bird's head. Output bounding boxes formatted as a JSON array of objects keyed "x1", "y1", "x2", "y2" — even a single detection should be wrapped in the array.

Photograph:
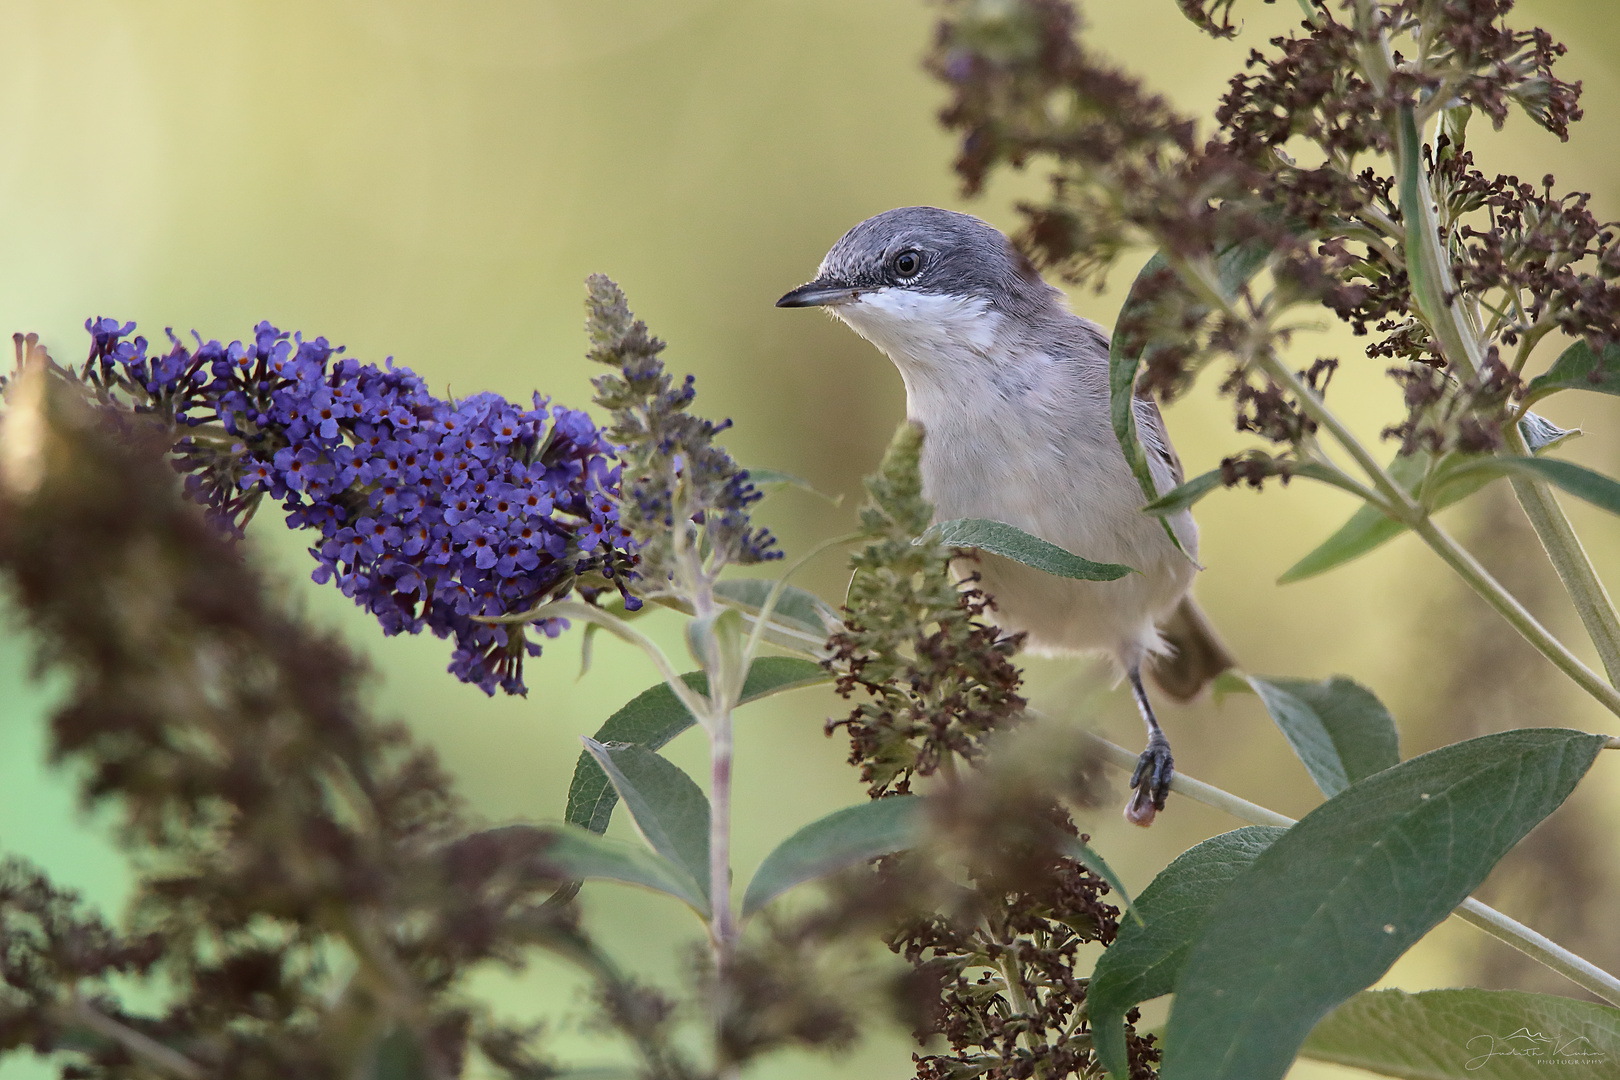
[{"x1": 776, "y1": 207, "x2": 1064, "y2": 364}]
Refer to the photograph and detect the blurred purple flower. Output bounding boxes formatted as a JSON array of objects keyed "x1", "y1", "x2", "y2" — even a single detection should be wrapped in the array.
[{"x1": 80, "y1": 317, "x2": 637, "y2": 695}]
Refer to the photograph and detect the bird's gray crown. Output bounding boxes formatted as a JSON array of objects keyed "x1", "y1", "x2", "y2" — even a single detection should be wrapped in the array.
[{"x1": 782, "y1": 206, "x2": 1063, "y2": 317}]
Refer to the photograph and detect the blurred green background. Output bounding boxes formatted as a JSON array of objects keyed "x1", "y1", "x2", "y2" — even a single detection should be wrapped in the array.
[{"x1": 3, "y1": 2, "x2": 1618, "y2": 1077}]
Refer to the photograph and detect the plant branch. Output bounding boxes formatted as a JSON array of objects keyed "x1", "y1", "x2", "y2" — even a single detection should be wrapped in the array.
[
  {"x1": 485, "y1": 600, "x2": 713, "y2": 724},
  {"x1": 52, "y1": 999, "x2": 208, "y2": 1080},
  {"x1": 1370, "y1": 14, "x2": 1620, "y2": 687},
  {"x1": 1410, "y1": 516, "x2": 1620, "y2": 717},
  {"x1": 1498, "y1": 424, "x2": 1620, "y2": 687},
  {"x1": 1078, "y1": 731, "x2": 1620, "y2": 1006},
  {"x1": 708, "y1": 695, "x2": 737, "y2": 1069},
  {"x1": 741, "y1": 530, "x2": 861, "y2": 662}
]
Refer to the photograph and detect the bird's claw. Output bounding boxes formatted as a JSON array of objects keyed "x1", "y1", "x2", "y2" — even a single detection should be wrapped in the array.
[{"x1": 1124, "y1": 736, "x2": 1174, "y2": 828}]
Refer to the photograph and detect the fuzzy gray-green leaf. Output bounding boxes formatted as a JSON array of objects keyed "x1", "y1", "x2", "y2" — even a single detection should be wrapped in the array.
[
  {"x1": 1439, "y1": 456, "x2": 1620, "y2": 519},
  {"x1": 534, "y1": 823, "x2": 710, "y2": 915},
  {"x1": 1245, "y1": 674, "x2": 1400, "y2": 798},
  {"x1": 1301, "y1": 988, "x2": 1620, "y2": 1078},
  {"x1": 1523, "y1": 339, "x2": 1620, "y2": 405},
  {"x1": 745, "y1": 467, "x2": 840, "y2": 504},
  {"x1": 712, "y1": 577, "x2": 840, "y2": 638},
  {"x1": 582, "y1": 739, "x2": 711, "y2": 898},
  {"x1": 1160, "y1": 728, "x2": 1606, "y2": 1080},
  {"x1": 1281, "y1": 415, "x2": 1579, "y2": 585},
  {"x1": 923, "y1": 518, "x2": 1134, "y2": 580},
  {"x1": 566, "y1": 658, "x2": 828, "y2": 834},
  {"x1": 1090, "y1": 826, "x2": 1288, "y2": 1079},
  {"x1": 1141, "y1": 468, "x2": 1224, "y2": 516},
  {"x1": 741, "y1": 796, "x2": 924, "y2": 917}
]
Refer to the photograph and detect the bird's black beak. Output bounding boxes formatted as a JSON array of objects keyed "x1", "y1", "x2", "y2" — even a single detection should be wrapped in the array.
[{"x1": 775, "y1": 279, "x2": 861, "y2": 308}]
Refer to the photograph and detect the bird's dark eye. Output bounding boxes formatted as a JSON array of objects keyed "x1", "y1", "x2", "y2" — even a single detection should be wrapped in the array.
[{"x1": 892, "y1": 250, "x2": 922, "y2": 278}]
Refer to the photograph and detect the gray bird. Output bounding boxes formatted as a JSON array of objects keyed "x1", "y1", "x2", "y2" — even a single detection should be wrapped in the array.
[{"x1": 777, "y1": 206, "x2": 1233, "y2": 825}]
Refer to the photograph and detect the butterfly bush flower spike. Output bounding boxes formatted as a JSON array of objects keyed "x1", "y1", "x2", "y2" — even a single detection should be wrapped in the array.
[{"x1": 78, "y1": 316, "x2": 637, "y2": 695}]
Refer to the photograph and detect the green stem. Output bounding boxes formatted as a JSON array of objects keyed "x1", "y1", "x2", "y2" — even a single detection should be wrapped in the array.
[
  {"x1": 1500, "y1": 424, "x2": 1620, "y2": 686},
  {"x1": 741, "y1": 529, "x2": 861, "y2": 662},
  {"x1": 1379, "y1": 27, "x2": 1620, "y2": 688},
  {"x1": 708, "y1": 695, "x2": 736, "y2": 1077},
  {"x1": 488, "y1": 600, "x2": 714, "y2": 724},
  {"x1": 998, "y1": 950, "x2": 1042, "y2": 1066},
  {"x1": 1410, "y1": 516, "x2": 1620, "y2": 717},
  {"x1": 55, "y1": 999, "x2": 207, "y2": 1080},
  {"x1": 1078, "y1": 731, "x2": 1620, "y2": 1005}
]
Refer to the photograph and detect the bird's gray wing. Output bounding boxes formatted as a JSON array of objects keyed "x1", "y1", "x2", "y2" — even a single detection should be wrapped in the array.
[{"x1": 1132, "y1": 393, "x2": 1185, "y2": 493}]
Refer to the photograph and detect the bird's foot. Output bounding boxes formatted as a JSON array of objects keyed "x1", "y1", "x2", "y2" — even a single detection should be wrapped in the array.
[{"x1": 1124, "y1": 734, "x2": 1174, "y2": 828}]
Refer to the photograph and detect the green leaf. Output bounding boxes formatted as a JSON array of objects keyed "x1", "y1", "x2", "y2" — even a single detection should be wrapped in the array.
[
  {"x1": 922, "y1": 518, "x2": 1134, "y2": 580},
  {"x1": 582, "y1": 738, "x2": 711, "y2": 898},
  {"x1": 1144, "y1": 460, "x2": 1371, "y2": 518},
  {"x1": 1279, "y1": 448, "x2": 1429, "y2": 584},
  {"x1": 1090, "y1": 826, "x2": 1289, "y2": 1080},
  {"x1": 1066, "y1": 836, "x2": 1140, "y2": 925},
  {"x1": 1216, "y1": 236, "x2": 1276, "y2": 299},
  {"x1": 1110, "y1": 252, "x2": 1170, "y2": 515},
  {"x1": 1524, "y1": 339, "x2": 1620, "y2": 405},
  {"x1": 1278, "y1": 415, "x2": 1572, "y2": 585},
  {"x1": 1244, "y1": 674, "x2": 1401, "y2": 798},
  {"x1": 565, "y1": 657, "x2": 828, "y2": 834},
  {"x1": 1160, "y1": 728, "x2": 1608, "y2": 1080},
  {"x1": 1300, "y1": 987, "x2": 1620, "y2": 1078},
  {"x1": 740, "y1": 796, "x2": 923, "y2": 917},
  {"x1": 1439, "y1": 455, "x2": 1620, "y2": 518},
  {"x1": 531, "y1": 822, "x2": 710, "y2": 914},
  {"x1": 1140, "y1": 467, "x2": 1224, "y2": 516},
  {"x1": 746, "y1": 467, "x2": 841, "y2": 504},
  {"x1": 367, "y1": 1027, "x2": 429, "y2": 1080},
  {"x1": 712, "y1": 577, "x2": 840, "y2": 639},
  {"x1": 1110, "y1": 241, "x2": 1271, "y2": 551}
]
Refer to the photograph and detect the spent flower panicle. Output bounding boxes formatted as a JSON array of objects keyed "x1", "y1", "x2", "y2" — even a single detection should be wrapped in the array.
[
  {"x1": 928, "y1": 0, "x2": 1615, "y2": 479},
  {"x1": 61, "y1": 316, "x2": 636, "y2": 694},
  {"x1": 0, "y1": 377, "x2": 634, "y2": 1078},
  {"x1": 826, "y1": 422, "x2": 1026, "y2": 797},
  {"x1": 584, "y1": 274, "x2": 780, "y2": 604},
  {"x1": 823, "y1": 424, "x2": 1155, "y2": 1078}
]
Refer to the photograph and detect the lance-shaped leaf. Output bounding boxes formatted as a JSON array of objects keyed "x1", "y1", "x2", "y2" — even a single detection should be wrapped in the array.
[
  {"x1": 1300, "y1": 987, "x2": 1620, "y2": 1078},
  {"x1": 1110, "y1": 240, "x2": 1273, "y2": 550},
  {"x1": 1437, "y1": 456, "x2": 1620, "y2": 519},
  {"x1": 1111, "y1": 252, "x2": 1172, "y2": 513},
  {"x1": 713, "y1": 577, "x2": 841, "y2": 639},
  {"x1": 521, "y1": 822, "x2": 710, "y2": 914},
  {"x1": 1524, "y1": 339, "x2": 1620, "y2": 405},
  {"x1": 1090, "y1": 826, "x2": 1288, "y2": 1080},
  {"x1": 1160, "y1": 728, "x2": 1608, "y2": 1080},
  {"x1": 745, "y1": 467, "x2": 841, "y2": 504},
  {"x1": 1279, "y1": 414, "x2": 1577, "y2": 585},
  {"x1": 582, "y1": 738, "x2": 711, "y2": 898},
  {"x1": 741, "y1": 796, "x2": 923, "y2": 917},
  {"x1": 566, "y1": 657, "x2": 828, "y2": 833},
  {"x1": 367, "y1": 1027, "x2": 431, "y2": 1080},
  {"x1": 1311, "y1": 987, "x2": 1620, "y2": 1078},
  {"x1": 1066, "y1": 836, "x2": 1140, "y2": 924},
  {"x1": 1242, "y1": 674, "x2": 1400, "y2": 798},
  {"x1": 1143, "y1": 460, "x2": 1356, "y2": 518},
  {"x1": 1140, "y1": 468, "x2": 1225, "y2": 516},
  {"x1": 922, "y1": 518, "x2": 1134, "y2": 581},
  {"x1": 1279, "y1": 449, "x2": 1428, "y2": 584}
]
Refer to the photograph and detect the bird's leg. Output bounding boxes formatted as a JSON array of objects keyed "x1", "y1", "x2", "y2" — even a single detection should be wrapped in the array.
[{"x1": 1125, "y1": 664, "x2": 1173, "y2": 827}]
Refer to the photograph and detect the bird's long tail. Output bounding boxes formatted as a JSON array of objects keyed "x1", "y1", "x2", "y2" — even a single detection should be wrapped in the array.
[{"x1": 1147, "y1": 595, "x2": 1235, "y2": 701}]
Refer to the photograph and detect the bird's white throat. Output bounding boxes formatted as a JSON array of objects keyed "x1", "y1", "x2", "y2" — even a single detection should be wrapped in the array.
[{"x1": 830, "y1": 288, "x2": 1001, "y2": 367}]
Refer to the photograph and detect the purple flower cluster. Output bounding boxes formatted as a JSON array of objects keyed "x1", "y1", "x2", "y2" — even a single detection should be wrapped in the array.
[{"x1": 81, "y1": 318, "x2": 638, "y2": 694}]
